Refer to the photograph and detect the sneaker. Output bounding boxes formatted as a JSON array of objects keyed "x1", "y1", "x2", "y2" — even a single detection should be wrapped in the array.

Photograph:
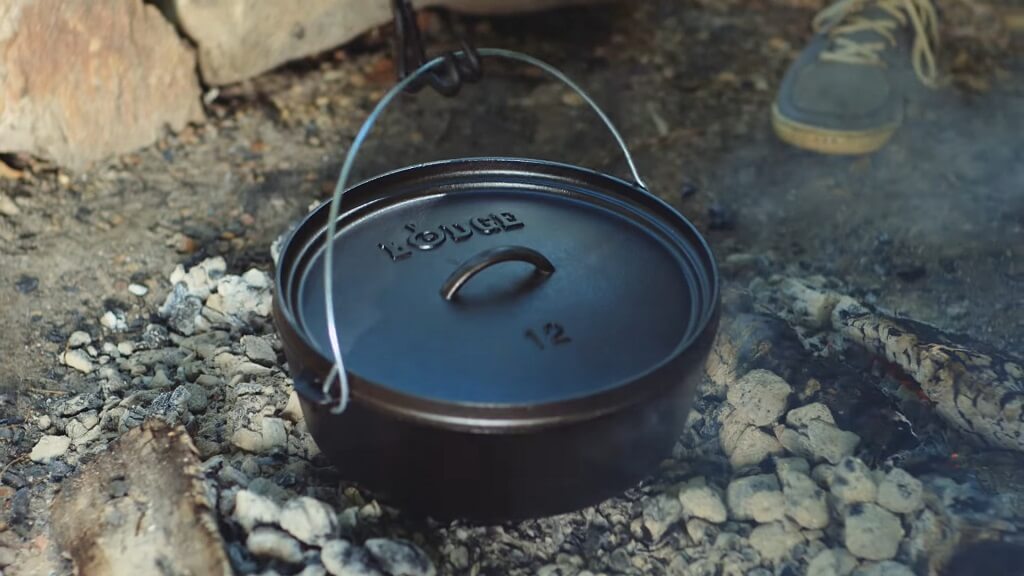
[{"x1": 772, "y1": 0, "x2": 941, "y2": 155}]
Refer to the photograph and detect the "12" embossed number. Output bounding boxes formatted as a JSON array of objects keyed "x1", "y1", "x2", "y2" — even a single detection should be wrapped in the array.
[{"x1": 525, "y1": 322, "x2": 572, "y2": 350}]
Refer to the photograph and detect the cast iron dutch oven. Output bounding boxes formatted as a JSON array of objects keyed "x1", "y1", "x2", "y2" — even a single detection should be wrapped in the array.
[{"x1": 273, "y1": 49, "x2": 720, "y2": 521}]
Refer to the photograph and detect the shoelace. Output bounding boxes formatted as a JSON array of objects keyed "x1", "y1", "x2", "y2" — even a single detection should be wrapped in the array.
[{"x1": 813, "y1": 0, "x2": 941, "y2": 87}]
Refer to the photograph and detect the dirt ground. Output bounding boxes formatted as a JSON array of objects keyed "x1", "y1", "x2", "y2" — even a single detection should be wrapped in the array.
[{"x1": 0, "y1": 0, "x2": 1021, "y2": 563}]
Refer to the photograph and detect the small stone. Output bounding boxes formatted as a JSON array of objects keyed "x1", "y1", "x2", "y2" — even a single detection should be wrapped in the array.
[
  {"x1": 231, "y1": 417, "x2": 288, "y2": 453},
  {"x1": 775, "y1": 457, "x2": 811, "y2": 476},
  {"x1": 242, "y1": 335, "x2": 277, "y2": 367},
  {"x1": 749, "y1": 522, "x2": 805, "y2": 563},
  {"x1": 777, "y1": 420, "x2": 860, "y2": 464},
  {"x1": 852, "y1": 561, "x2": 915, "y2": 576},
  {"x1": 159, "y1": 283, "x2": 204, "y2": 336},
  {"x1": 642, "y1": 493, "x2": 684, "y2": 541},
  {"x1": 787, "y1": 403, "x2": 836, "y2": 427},
  {"x1": 832, "y1": 457, "x2": 877, "y2": 504},
  {"x1": 67, "y1": 331, "x2": 92, "y2": 348},
  {"x1": 727, "y1": 369, "x2": 792, "y2": 426},
  {"x1": 128, "y1": 283, "x2": 149, "y2": 296},
  {"x1": 37, "y1": 415, "x2": 51, "y2": 430},
  {"x1": 685, "y1": 518, "x2": 716, "y2": 545},
  {"x1": 280, "y1": 496, "x2": 339, "y2": 545},
  {"x1": 365, "y1": 539, "x2": 436, "y2": 576},
  {"x1": 808, "y1": 548, "x2": 859, "y2": 576},
  {"x1": 322, "y1": 540, "x2": 382, "y2": 576},
  {"x1": 780, "y1": 470, "x2": 830, "y2": 529},
  {"x1": 247, "y1": 527, "x2": 304, "y2": 564},
  {"x1": 727, "y1": 474, "x2": 785, "y2": 522},
  {"x1": 234, "y1": 489, "x2": 281, "y2": 532},
  {"x1": 29, "y1": 435, "x2": 72, "y2": 462},
  {"x1": 727, "y1": 425, "x2": 785, "y2": 469},
  {"x1": 168, "y1": 257, "x2": 227, "y2": 300},
  {"x1": 61, "y1": 349, "x2": 94, "y2": 373},
  {"x1": 209, "y1": 269, "x2": 272, "y2": 319},
  {"x1": 844, "y1": 503, "x2": 904, "y2": 561},
  {"x1": 813, "y1": 464, "x2": 837, "y2": 487},
  {"x1": 100, "y1": 310, "x2": 128, "y2": 332},
  {"x1": 14, "y1": 275, "x2": 38, "y2": 294},
  {"x1": 679, "y1": 483, "x2": 728, "y2": 524},
  {"x1": 876, "y1": 469, "x2": 923, "y2": 515},
  {"x1": 0, "y1": 193, "x2": 19, "y2": 216},
  {"x1": 117, "y1": 341, "x2": 135, "y2": 356},
  {"x1": 58, "y1": 392, "x2": 102, "y2": 416},
  {"x1": 297, "y1": 565, "x2": 328, "y2": 576},
  {"x1": 282, "y1": 390, "x2": 304, "y2": 423}
]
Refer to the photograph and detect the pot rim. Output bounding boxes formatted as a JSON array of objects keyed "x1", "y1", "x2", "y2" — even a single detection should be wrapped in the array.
[{"x1": 274, "y1": 157, "x2": 720, "y2": 432}]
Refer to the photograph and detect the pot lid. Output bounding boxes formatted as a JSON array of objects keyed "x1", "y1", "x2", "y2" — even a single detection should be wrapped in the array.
[{"x1": 289, "y1": 159, "x2": 716, "y2": 407}]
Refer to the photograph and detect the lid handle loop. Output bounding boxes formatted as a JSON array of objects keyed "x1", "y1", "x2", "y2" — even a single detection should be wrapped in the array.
[
  {"x1": 440, "y1": 245, "x2": 555, "y2": 301},
  {"x1": 321, "y1": 49, "x2": 648, "y2": 415}
]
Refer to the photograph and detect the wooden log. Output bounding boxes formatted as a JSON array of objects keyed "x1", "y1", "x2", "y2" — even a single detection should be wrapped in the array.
[
  {"x1": 780, "y1": 279, "x2": 1024, "y2": 453},
  {"x1": 50, "y1": 420, "x2": 231, "y2": 576}
]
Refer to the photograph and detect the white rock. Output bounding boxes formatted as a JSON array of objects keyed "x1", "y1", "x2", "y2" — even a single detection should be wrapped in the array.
[
  {"x1": 36, "y1": 415, "x2": 51, "y2": 431},
  {"x1": 727, "y1": 369, "x2": 792, "y2": 426},
  {"x1": 231, "y1": 417, "x2": 288, "y2": 454},
  {"x1": 780, "y1": 470, "x2": 830, "y2": 530},
  {"x1": 280, "y1": 496, "x2": 339, "y2": 545},
  {"x1": 851, "y1": 561, "x2": 916, "y2": 576},
  {"x1": 777, "y1": 420, "x2": 860, "y2": 464},
  {"x1": 832, "y1": 457, "x2": 877, "y2": 504},
  {"x1": 282, "y1": 390, "x2": 305, "y2": 423},
  {"x1": 117, "y1": 341, "x2": 135, "y2": 356},
  {"x1": 787, "y1": 402, "x2": 836, "y2": 427},
  {"x1": 297, "y1": 565, "x2": 328, "y2": 576},
  {"x1": 321, "y1": 539, "x2": 382, "y2": 576},
  {"x1": 242, "y1": 335, "x2": 277, "y2": 367},
  {"x1": 749, "y1": 522, "x2": 805, "y2": 563},
  {"x1": 365, "y1": 539, "x2": 436, "y2": 576},
  {"x1": 234, "y1": 489, "x2": 282, "y2": 532},
  {"x1": 721, "y1": 411, "x2": 784, "y2": 469},
  {"x1": 808, "y1": 548, "x2": 859, "y2": 576},
  {"x1": 62, "y1": 349, "x2": 94, "y2": 374},
  {"x1": 775, "y1": 457, "x2": 811, "y2": 477},
  {"x1": 813, "y1": 464, "x2": 837, "y2": 487},
  {"x1": 169, "y1": 257, "x2": 227, "y2": 300},
  {"x1": 876, "y1": 468, "x2": 924, "y2": 515},
  {"x1": 247, "y1": 527, "x2": 304, "y2": 564},
  {"x1": 128, "y1": 283, "x2": 149, "y2": 296},
  {"x1": 209, "y1": 270, "x2": 272, "y2": 319},
  {"x1": 100, "y1": 310, "x2": 127, "y2": 332},
  {"x1": 0, "y1": 193, "x2": 19, "y2": 216},
  {"x1": 642, "y1": 493, "x2": 684, "y2": 541},
  {"x1": 844, "y1": 503, "x2": 904, "y2": 561},
  {"x1": 67, "y1": 331, "x2": 92, "y2": 348},
  {"x1": 29, "y1": 435, "x2": 72, "y2": 462},
  {"x1": 685, "y1": 518, "x2": 715, "y2": 545},
  {"x1": 679, "y1": 483, "x2": 727, "y2": 524},
  {"x1": 726, "y1": 474, "x2": 785, "y2": 523}
]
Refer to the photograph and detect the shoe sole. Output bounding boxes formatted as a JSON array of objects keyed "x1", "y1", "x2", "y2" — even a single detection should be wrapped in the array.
[{"x1": 771, "y1": 103, "x2": 899, "y2": 156}]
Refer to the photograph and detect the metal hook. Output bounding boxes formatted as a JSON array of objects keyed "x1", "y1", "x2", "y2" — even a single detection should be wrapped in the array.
[{"x1": 391, "y1": 0, "x2": 482, "y2": 97}]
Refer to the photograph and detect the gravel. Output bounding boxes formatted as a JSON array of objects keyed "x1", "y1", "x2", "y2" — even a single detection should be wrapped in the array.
[
  {"x1": 365, "y1": 539, "x2": 437, "y2": 576},
  {"x1": 748, "y1": 521, "x2": 805, "y2": 563},
  {"x1": 322, "y1": 540, "x2": 383, "y2": 576},
  {"x1": 876, "y1": 468, "x2": 924, "y2": 515},
  {"x1": 234, "y1": 489, "x2": 282, "y2": 532},
  {"x1": 780, "y1": 469, "x2": 830, "y2": 529},
  {"x1": 807, "y1": 548, "x2": 859, "y2": 576},
  {"x1": 61, "y1": 349, "x2": 95, "y2": 374},
  {"x1": 642, "y1": 493, "x2": 684, "y2": 541},
  {"x1": 679, "y1": 481, "x2": 728, "y2": 524},
  {"x1": 727, "y1": 474, "x2": 785, "y2": 523},
  {"x1": 280, "y1": 496, "x2": 339, "y2": 545},
  {"x1": 832, "y1": 457, "x2": 878, "y2": 504},
  {"x1": 851, "y1": 561, "x2": 916, "y2": 576},
  {"x1": 246, "y1": 527, "x2": 304, "y2": 564},
  {"x1": 726, "y1": 369, "x2": 792, "y2": 427},
  {"x1": 844, "y1": 503, "x2": 905, "y2": 561},
  {"x1": 29, "y1": 435, "x2": 72, "y2": 463}
]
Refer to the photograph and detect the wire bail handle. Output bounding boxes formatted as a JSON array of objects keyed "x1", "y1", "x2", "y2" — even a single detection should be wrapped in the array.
[{"x1": 320, "y1": 48, "x2": 649, "y2": 414}]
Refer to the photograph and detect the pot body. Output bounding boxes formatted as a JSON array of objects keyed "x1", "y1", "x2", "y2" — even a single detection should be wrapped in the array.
[
  {"x1": 275, "y1": 298, "x2": 718, "y2": 521},
  {"x1": 273, "y1": 158, "x2": 720, "y2": 521}
]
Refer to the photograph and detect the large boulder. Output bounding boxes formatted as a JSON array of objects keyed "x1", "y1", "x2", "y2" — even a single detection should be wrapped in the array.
[
  {"x1": 158, "y1": 0, "x2": 609, "y2": 86},
  {"x1": 0, "y1": 0, "x2": 204, "y2": 170}
]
